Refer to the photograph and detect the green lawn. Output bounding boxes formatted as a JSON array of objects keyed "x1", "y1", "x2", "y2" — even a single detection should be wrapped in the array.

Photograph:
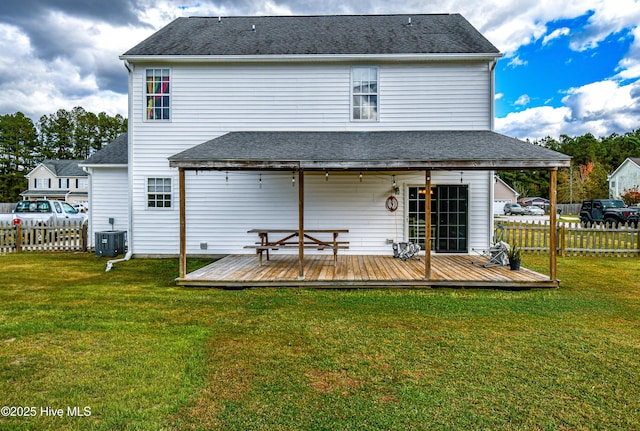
[{"x1": 0, "y1": 253, "x2": 638, "y2": 430}]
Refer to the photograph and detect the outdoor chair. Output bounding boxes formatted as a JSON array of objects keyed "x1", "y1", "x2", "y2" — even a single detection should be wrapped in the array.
[
  {"x1": 471, "y1": 224, "x2": 510, "y2": 267},
  {"x1": 392, "y1": 242, "x2": 421, "y2": 261}
]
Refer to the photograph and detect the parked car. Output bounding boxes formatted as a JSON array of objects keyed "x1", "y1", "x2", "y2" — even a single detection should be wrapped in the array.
[
  {"x1": 503, "y1": 203, "x2": 525, "y2": 215},
  {"x1": 523, "y1": 205, "x2": 545, "y2": 215},
  {"x1": 579, "y1": 199, "x2": 639, "y2": 227},
  {"x1": 12, "y1": 200, "x2": 87, "y2": 225}
]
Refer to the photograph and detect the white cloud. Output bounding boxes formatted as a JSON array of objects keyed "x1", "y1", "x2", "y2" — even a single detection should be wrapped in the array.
[
  {"x1": 542, "y1": 27, "x2": 570, "y2": 46},
  {"x1": 507, "y1": 55, "x2": 528, "y2": 68},
  {"x1": 0, "y1": 10, "x2": 147, "y2": 119},
  {"x1": 616, "y1": 26, "x2": 640, "y2": 80},
  {"x1": 568, "y1": 0, "x2": 640, "y2": 51},
  {"x1": 496, "y1": 105, "x2": 572, "y2": 140},
  {"x1": 495, "y1": 93, "x2": 504, "y2": 100},
  {"x1": 496, "y1": 79, "x2": 640, "y2": 140},
  {"x1": 514, "y1": 94, "x2": 531, "y2": 106},
  {"x1": 562, "y1": 80, "x2": 638, "y2": 124}
]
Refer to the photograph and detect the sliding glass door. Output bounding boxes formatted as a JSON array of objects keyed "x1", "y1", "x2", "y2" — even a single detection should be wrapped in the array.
[{"x1": 407, "y1": 185, "x2": 468, "y2": 253}]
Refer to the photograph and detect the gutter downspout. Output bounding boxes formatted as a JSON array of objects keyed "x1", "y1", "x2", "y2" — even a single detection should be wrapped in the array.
[
  {"x1": 488, "y1": 59, "x2": 499, "y2": 244},
  {"x1": 106, "y1": 60, "x2": 134, "y2": 272},
  {"x1": 489, "y1": 58, "x2": 498, "y2": 130}
]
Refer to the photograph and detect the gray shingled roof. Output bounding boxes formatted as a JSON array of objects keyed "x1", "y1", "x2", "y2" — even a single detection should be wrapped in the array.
[
  {"x1": 168, "y1": 131, "x2": 571, "y2": 170},
  {"x1": 123, "y1": 14, "x2": 500, "y2": 57},
  {"x1": 80, "y1": 133, "x2": 128, "y2": 166},
  {"x1": 41, "y1": 159, "x2": 86, "y2": 177}
]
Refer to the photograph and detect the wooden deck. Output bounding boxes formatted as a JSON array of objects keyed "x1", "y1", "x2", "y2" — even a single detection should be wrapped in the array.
[{"x1": 177, "y1": 254, "x2": 557, "y2": 288}]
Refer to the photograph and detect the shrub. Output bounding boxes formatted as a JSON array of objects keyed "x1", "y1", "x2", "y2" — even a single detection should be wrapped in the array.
[{"x1": 621, "y1": 186, "x2": 640, "y2": 205}]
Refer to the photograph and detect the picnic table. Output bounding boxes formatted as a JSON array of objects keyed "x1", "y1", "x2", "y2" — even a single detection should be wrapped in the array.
[{"x1": 245, "y1": 229, "x2": 349, "y2": 265}]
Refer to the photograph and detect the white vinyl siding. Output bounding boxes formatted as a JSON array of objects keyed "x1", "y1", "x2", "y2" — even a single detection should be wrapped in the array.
[
  {"x1": 128, "y1": 60, "x2": 494, "y2": 255},
  {"x1": 130, "y1": 170, "x2": 490, "y2": 256},
  {"x1": 131, "y1": 62, "x2": 490, "y2": 136},
  {"x1": 86, "y1": 167, "x2": 129, "y2": 247}
]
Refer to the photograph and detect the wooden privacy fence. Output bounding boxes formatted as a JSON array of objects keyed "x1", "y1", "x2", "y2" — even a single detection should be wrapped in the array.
[
  {"x1": 0, "y1": 220, "x2": 88, "y2": 253},
  {"x1": 497, "y1": 220, "x2": 640, "y2": 257}
]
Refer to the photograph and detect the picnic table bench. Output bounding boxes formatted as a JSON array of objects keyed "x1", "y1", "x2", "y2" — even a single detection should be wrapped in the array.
[{"x1": 245, "y1": 229, "x2": 349, "y2": 266}]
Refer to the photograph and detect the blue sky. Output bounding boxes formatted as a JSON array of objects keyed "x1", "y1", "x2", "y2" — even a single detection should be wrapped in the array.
[
  {"x1": 0, "y1": 0, "x2": 639, "y2": 141},
  {"x1": 494, "y1": 10, "x2": 639, "y2": 139},
  {"x1": 496, "y1": 13, "x2": 626, "y2": 116}
]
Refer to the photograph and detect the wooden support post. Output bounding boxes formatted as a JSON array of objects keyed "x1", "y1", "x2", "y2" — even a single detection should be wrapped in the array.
[
  {"x1": 425, "y1": 170, "x2": 432, "y2": 280},
  {"x1": 179, "y1": 168, "x2": 187, "y2": 279},
  {"x1": 298, "y1": 170, "x2": 304, "y2": 279},
  {"x1": 549, "y1": 168, "x2": 558, "y2": 281}
]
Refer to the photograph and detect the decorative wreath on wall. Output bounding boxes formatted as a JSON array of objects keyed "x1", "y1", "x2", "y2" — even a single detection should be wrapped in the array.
[{"x1": 385, "y1": 195, "x2": 399, "y2": 212}]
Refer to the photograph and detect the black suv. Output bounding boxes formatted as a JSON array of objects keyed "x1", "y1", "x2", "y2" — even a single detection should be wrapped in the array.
[{"x1": 579, "y1": 199, "x2": 639, "y2": 227}]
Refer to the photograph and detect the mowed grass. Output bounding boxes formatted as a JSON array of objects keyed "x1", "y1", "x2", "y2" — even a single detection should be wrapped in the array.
[{"x1": 0, "y1": 253, "x2": 638, "y2": 430}]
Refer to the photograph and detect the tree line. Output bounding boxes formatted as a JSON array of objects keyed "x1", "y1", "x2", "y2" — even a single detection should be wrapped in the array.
[
  {"x1": 498, "y1": 130, "x2": 640, "y2": 204},
  {"x1": 0, "y1": 107, "x2": 127, "y2": 202}
]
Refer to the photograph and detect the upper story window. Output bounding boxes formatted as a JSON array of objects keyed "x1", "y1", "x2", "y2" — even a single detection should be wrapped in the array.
[
  {"x1": 77, "y1": 178, "x2": 88, "y2": 189},
  {"x1": 35, "y1": 178, "x2": 49, "y2": 189},
  {"x1": 59, "y1": 178, "x2": 70, "y2": 189},
  {"x1": 351, "y1": 67, "x2": 378, "y2": 121},
  {"x1": 145, "y1": 68, "x2": 170, "y2": 120}
]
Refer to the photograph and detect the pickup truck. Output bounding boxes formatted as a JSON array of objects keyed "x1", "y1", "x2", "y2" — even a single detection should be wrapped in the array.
[
  {"x1": 579, "y1": 199, "x2": 639, "y2": 227},
  {"x1": 12, "y1": 199, "x2": 87, "y2": 225}
]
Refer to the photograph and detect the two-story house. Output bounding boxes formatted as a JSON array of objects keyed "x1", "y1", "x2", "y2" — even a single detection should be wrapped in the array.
[
  {"x1": 21, "y1": 160, "x2": 88, "y2": 208},
  {"x1": 89, "y1": 14, "x2": 570, "y2": 285}
]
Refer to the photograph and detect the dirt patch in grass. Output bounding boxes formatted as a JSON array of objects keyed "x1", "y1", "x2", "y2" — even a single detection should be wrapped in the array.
[{"x1": 307, "y1": 369, "x2": 362, "y2": 395}]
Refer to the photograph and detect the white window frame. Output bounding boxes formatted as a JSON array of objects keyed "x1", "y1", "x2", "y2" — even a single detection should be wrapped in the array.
[
  {"x1": 77, "y1": 178, "x2": 88, "y2": 189},
  {"x1": 35, "y1": 178, "x2": 48, "y2": 189},
  {"x1": 146, "y1": 177, "x2": 173, "y2": 209},
  {"x1": 144, "y1": 68, "x2": 171, "y2": 121},
  {"x1": 350, "y1": 66, "x2": 379, "y2": 122}
]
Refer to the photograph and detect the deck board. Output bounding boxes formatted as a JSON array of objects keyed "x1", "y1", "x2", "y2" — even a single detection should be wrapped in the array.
[{"x1": 178, "y1": 254, "x2": 556, "y2": 288}]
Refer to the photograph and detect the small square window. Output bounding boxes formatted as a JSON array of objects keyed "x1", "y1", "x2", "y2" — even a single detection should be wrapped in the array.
[{"x1": 147, "y1": 177, "x2": 172, "y2": 208}]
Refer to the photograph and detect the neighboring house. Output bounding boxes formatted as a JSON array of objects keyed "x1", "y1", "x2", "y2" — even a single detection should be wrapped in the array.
[
  {"x1": 21, "y1": 160, "x2": 88, "y2": 207},
  {"x1": 104, "y1": 14, "x2": 569, "y2": 278},
  {"x1": 79, "y1": 133, "x2": 129, "y2": 247},
  {"x1": 493, "y1": 175, "x2": 519, "y2": 215},
  {"x1": 608, "y1": 157, "x2": 640, "y2": 199},
  {"x1": 519, "y1": 196, "x2": 550, "y2": 210}
]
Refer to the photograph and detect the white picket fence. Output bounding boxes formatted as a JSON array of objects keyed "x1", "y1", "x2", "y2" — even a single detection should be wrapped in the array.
[
  {"x1": 498, "y1": 220, "x2": 640, "y2": 257},
  {"x1": 0, "y1": 220, "x2": 88, "y2": 253}
]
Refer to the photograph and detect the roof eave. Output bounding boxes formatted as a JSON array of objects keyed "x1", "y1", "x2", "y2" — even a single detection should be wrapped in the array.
[
  {"x1": 168, "y1": 159, "x2": 570, "y2": 171},
  {"x1": 78, "y1": 163, "x2": 127, "y2": 168},
  {"x1": 120, "y1": 52, "x2": 503, "y2": 64}
]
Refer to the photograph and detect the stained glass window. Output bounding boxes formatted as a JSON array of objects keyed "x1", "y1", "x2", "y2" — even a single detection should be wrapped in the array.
[{"x1": 145, "y1": 69, "x2": 170, "y2": 120}]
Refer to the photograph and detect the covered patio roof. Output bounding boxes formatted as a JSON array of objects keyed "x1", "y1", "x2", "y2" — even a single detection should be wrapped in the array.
[
  {"x1": 168, "y1": 130, "x2": 571, "y2": 170},
  {"x1": 169, "y1": 130, "x2": 569, "y2": 285}
]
